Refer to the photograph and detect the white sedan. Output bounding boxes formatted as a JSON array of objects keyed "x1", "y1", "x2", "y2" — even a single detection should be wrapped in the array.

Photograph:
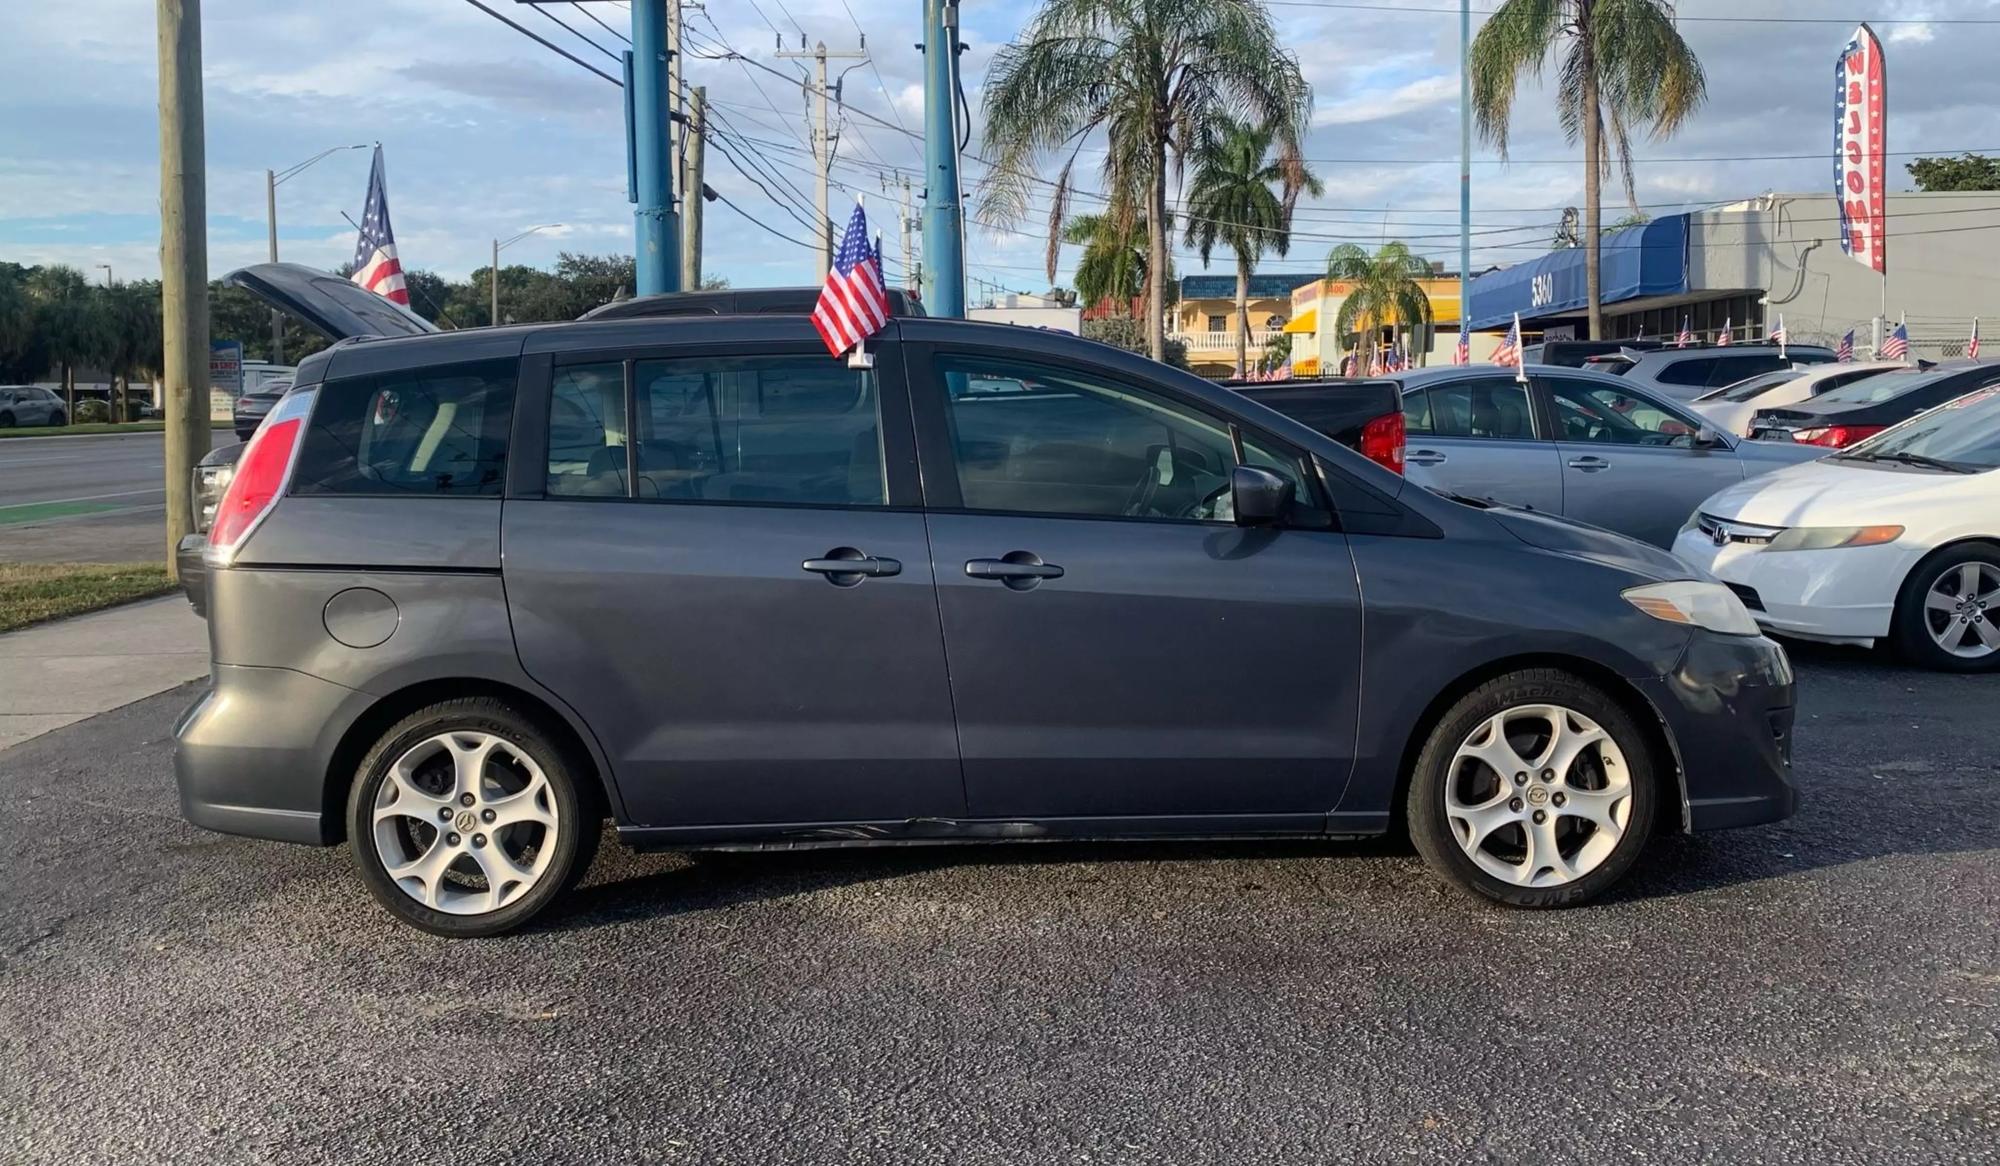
[
  {"x1": 1688, "y1": 361, "x2": 1905, "y2": 437},
  {"x1": 1673, "y1": 386, "x2": 2000, "y2": 670}
]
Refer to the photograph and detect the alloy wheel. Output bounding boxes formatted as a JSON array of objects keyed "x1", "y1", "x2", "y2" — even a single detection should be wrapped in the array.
[
  {"x1": 1923, "y1": 561, "x2": 2000, "y2": 659},
  {"x1": 1443, "y1": 704, "x2": 1632, "y2": 888},
  {"x1": 370, "y1": 731, "x2": 560, "y2": 916}
]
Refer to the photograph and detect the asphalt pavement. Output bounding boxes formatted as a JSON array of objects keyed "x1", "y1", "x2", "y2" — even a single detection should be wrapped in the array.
[
  {"x1": 0, "y1": 430, "x2": 230, "y2": 563},
  {"x1": 1, "y1": 646, "x2": 1995, "y2": 1164}
]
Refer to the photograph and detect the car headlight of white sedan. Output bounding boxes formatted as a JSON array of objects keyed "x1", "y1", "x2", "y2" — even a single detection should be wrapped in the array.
[
  {"x1": 1622, "y1": 581, "x2": 1762, "y2": 636},
  {"x1": 1764, "y1": 524, "x2": 1904, "y2": 552}
]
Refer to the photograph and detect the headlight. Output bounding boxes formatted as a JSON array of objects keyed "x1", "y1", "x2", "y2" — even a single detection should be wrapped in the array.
[
  {"x1": 1764, "y1": 525, "x2": 1903, "y2": 552},
  {"x1": 1623, "y1": 581, "x2": 1761, "y2": 636},
  {"x1": 193, "y1": 462, "x2": 234, "y2": 534}
]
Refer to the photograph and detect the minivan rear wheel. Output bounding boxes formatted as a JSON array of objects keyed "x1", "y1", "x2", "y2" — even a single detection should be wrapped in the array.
[
  {"x1": 347, "y1": 698, "x2": 598, "y2": 937},
  {"x1": 1408, "y1": 670, "x2": 1657, "y2": 908}
]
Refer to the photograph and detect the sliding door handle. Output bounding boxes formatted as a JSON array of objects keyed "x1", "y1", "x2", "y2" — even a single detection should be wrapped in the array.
[
  {"x1": 965, "y1": 552, "x2": 1064, "y2": 590},
  {"x1": 802, "y1": 547, "x2": 901, "y2": 586}
]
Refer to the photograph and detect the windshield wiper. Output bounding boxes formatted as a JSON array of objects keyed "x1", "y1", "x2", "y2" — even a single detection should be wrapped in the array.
[{"x1": 1873, "y1": 451, "x2": 1976, "y2": 474}]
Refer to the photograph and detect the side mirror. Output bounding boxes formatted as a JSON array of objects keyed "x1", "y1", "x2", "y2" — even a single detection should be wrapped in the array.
[
  {"x1": 1230, "y1": 465, "x2": 1294, "y2": 527},
  {"x1": 1694, "y1": 424, "x2": 1725, "y2": 449}
]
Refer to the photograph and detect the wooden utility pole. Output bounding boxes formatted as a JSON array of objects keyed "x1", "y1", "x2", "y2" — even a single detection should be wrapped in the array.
[
  {"x1": 777, "y1": 39, "x2": 868, "y2": 281},
  {"x1": 158, "y1": 0, "x2": 210, "y2": 577},
  {"x1": 681, "y1": 87, "x2": 706, "y2": 288}
]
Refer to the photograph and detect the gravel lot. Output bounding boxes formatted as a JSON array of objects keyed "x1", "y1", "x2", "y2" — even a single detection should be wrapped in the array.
[{"x1": 2, "y1": 646, "x2": 1996, "y2": 1164}]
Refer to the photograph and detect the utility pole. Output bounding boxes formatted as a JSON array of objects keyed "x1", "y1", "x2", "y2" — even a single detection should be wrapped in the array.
[
  {"x1": 885, "y1": 173, "x2": 917, "y2": 294},
  {"x1": 158, "y1": 0, "x2": 210, "y2": 578},
  {"x1": 631, "y1": 0, "x2": 680, "y2": 294},
  {"x1": 491, "y1": 237, "x2": 501, "y2": 325},
  {"x1": 266, "y1": 169, "x2": 282, "y2": 361},
  {"x1": 1458, "y1": 0, "x2": 1471, "y2": 345},
  {"x1": 682, "y1": 86, "x2": 706, "y2": 289},
  {"x1": 922, "y1": 0, "x2": 965, "y2": 316},
  {"x1": 778, "y1": 38, "x2": 868, "y2": 281}
]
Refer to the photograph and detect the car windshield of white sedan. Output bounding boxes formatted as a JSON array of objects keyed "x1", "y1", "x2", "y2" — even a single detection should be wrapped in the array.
[
  {"x1": 1810, "y1": 367, "x2": 1945, "y2": 405},
  {"x1": 1842, "y1": 387, "x2": 2000, "y2": 471}
]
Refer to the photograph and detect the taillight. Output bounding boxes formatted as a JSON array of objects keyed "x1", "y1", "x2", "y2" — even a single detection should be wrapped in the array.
[
  {"x1": 1795, "y1": 424, "x2": 1885, "y2": 448},
  {"x1": 206, "y1": 388, "x2": 314, "y2": 562},
  {"x1": 1359, "y1": 410, "x2": 1406, "y2": 474}
]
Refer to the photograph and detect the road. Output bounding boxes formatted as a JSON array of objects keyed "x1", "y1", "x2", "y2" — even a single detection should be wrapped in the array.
[
  {"x1": 0, "y1": 430, "x2": 228, "y2": 563},
  {"x1": 1, "y1": 647, "x2": 1995, "y2": 1164}
]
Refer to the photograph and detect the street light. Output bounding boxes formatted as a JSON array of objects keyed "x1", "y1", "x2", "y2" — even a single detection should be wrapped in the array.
[
  {"x1": 491, "y1": 224, "x2": 562, "y2": 326},
  {"x1": 95, "y1": 264, "x2": 114, "y2": 287},
  {"x1": 265, "y1": 143, "x2": 370, "y2": 361}
]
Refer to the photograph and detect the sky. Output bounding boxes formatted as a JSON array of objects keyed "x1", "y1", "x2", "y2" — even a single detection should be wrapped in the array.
[{"x1": 3, "y1": 1, "x2": 1998, "y2": 298}]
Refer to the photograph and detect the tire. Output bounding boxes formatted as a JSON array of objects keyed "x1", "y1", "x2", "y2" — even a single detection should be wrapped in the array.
[
  {"x1": 48, "y1": 410, "x2": 65, "y2": 427},
  {"x1": 1408, "y1": 669, "x2": 1659, "y2": 909},
  {"x1": 0, "y1": 411, "x2": 14, "y2": 428},
  {"x1": 1891, "y1": 541, "x2": 2000, "y2": 673},
  {"x1": 347, "y1": 697, "x2": 599, "y2": 937}
]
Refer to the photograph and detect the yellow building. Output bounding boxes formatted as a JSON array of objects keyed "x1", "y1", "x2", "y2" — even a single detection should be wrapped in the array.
[
  {"x1": 1167, "y1": 273, "x2": 1321, "y2": 377},
  {"x1": 1285, "y1": 276, "x2": 1463, "y2": 375}
]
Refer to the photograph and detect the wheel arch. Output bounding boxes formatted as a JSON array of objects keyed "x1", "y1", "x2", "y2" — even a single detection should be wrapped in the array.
[
  {"x1": 321, "y1": 677, "x2": 614, "y2": 844},
  {"x1": 1895, "y1": 535, "x2": 2000, "y2": 599},
  {"x1": 1384, "y1": 652, "x2": 1688, "y2": 839}
]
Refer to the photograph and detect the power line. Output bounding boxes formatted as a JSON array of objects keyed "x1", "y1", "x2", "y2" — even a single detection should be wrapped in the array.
[
  {"x1": 1261, "y1": 1, "x2": 2000, "y2": 23},
  {"x1": 454, "y1": 0, "x2": 621, "y2": 86},
  {"x1": 524, "y1": 1, "x2": 623, "y2": 64},
  {"x1": 570, "y1": 1, "x2": 630, "y2": 46}
]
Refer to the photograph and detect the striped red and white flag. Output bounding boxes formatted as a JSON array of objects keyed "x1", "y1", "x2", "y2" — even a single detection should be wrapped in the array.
[
  {"x1": 349, "y1": 146, "x2": 408, "y2": 306},
  {"x1": 812, "y1": 201, "x2": 891, "y2": 358}
]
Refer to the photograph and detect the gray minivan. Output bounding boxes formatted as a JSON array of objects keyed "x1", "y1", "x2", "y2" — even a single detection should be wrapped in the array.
[{"x1": 176, "y1": 264, "x2": 1798, "y2": 936}]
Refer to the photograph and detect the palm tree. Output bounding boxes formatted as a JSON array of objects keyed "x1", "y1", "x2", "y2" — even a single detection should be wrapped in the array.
[
  {"x1": 1063, "y1": 213, "x2": 1150, "y2": 317},
  {"x1": 1183, "y1": 118, "x2": 1323, "y2": 378},
  {"x1": 981, "y1": 0, "x2": 1313, "y2": 362},
  {"x1": 1326, "y1": 242, "x2": 1434, "y2": 372},
  {"x1": 28, "y1": 266, "x2": 115, "y2": 414},
  {"x1": 1470, "y1": 0, "x2": 1705, "y2": 340}
]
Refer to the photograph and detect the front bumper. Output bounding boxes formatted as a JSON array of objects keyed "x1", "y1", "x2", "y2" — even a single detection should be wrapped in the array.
[
  {"x1": 1637, "y1": 630, "x2": 1798, "y2": 832},
  {"x1": 1672, "y1": 527, "x2": 1911, "y2": 645},
  {"x1": 174, "y1": 663, "x2": 364, "y2": 846}
]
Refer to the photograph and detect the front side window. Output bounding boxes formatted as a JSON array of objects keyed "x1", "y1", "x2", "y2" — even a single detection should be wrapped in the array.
[
  {"x1": 1708, "y1": 355, "x2": 1787, "y2": 386},
  {"x1": 293, "y1": 360, "x2": 515, "y2": 496},
  {"x1": 1546, "y1": 379, "x2": 1698, "y2": 446},
  {"x1": 1423, "y1": 377, "x2": 1535, "y2": 440},
  {"x1": 1656, "y1": 358, "x2": 1715, "y2": 387},
  {"x1": 543, "y1": 353, "x2": 886, "y2": 507},
  {"x1": 935, "y1": 355, "x2": 1306, "y2": 523}
]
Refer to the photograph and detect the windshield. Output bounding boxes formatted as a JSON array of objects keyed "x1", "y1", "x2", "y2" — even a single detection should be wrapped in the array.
[
  {"x1": 1810, "y1": 366, "x2": 1945, "y2": 405},
  {"x1": 1709, "y1": 369, "x2": 1803, "y2": 403},
  {"x1": 1843, "y1": 387, "x2": 2000, "y2": 469}
]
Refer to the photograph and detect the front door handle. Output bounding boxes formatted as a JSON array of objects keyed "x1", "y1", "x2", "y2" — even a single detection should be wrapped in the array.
[
  {"x1": 1407, "y1": 448, "x2": 1448, "y2": 466},
  {"x1": 1566, "y1": 456, "x2": 1612, "y2": 471},
  {"x1": 965, "y1": 552, "x2": 1064, "y2": 591},
  {"x1": 802, "y1": 547, "x2": 901, "y2": 586}
]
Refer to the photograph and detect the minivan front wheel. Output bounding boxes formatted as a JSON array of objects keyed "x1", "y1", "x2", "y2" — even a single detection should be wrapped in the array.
[
  {"x1": 348, "y1": 699, "x2": 597, "y2": 937},
  {"x1": 1408, "y1": 670, "x2": 1657, "y2": 908}
]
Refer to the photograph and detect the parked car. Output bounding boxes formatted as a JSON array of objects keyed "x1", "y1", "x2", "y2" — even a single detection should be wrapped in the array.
[
  {"x1": 1675, "y1": 385, "x2": 2000, "y2": 670},
  {"x1": 1229, "y1": 378, "x2": 1406, "y2": 472},
  {"x1": 0, "y1": 385, "x2": 67, "y2": 427},
  {"x1": 1519, "y1": 339, "x2": 1664, "y2": 368},
  {"x1": 177, "y1": 263, "x2": 1798, "y2": 937},
  {"x1": 1749, "y1": 361, "x2": 2000, "y2": 448},
  {"x1": 1689, "y1": 361, "x2": 1909, "y2": 436},
  {"x1": 1246, "y1": 366, "x2": 1825, "y2": 548},
  {"x1": 1588, "y1": 344, "x2": 1838, "y2": 401},
  {"x1": 231, "y1": 379, "x2": 292, "y2": 440}
]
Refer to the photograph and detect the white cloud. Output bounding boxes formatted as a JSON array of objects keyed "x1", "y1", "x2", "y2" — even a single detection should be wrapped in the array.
[
  {"x1": 1889, "y1": 23, "x2": 1936, "y2": 45},
  {"x1": 1313, "y1": 76, "x2": 1457, "y2": 127}
]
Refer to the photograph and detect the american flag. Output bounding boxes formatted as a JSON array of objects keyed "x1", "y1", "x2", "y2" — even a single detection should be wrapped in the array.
[
  {"x1": 1676, "y1": 317, "x2": 1693, "y2": 348},
  {"x1": 1768, "y1": 314, "x2": 1786, "y2": 346},
  {"x1": 1383, "y1": 343, "x2": 1403, "y2": 373},
  {"x1": 1971, "y1": 318, "x2": 1982, "y2": 360},
  {"x1": 1881, "y1": 319, "x2": 1910, "y2": 361},
  {"x1": 349, "y1": 146, "x2": 408, "y2": 305},
  {"x1": 1835, "y1": 329, "x2": 1855, "y2": 362},
  {"x1": 1454, "y1": 323, "x2": 1470, "y2": 365},
  {"x1": 812, "y1": 201, "x2": 891, "y2": 358},
  {"x1": 1716, "y1": 317, "x2": 1732, "y2": 347},
  {"x1": 1491, "y1": 312, "x2": 1521, "y2": 367}
]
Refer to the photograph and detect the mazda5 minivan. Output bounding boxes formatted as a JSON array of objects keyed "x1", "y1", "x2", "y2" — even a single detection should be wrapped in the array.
[{"x1": 176, "y1": 264, "x2": 1798, "y2": 936}]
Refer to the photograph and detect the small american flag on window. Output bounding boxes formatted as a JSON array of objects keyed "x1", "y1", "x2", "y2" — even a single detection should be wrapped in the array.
[
  {"x1": 350, "y1": 146, "x2": 409, "y2": 305},
  {"x1": 1881, "y1": 320, "x2": 1910, "y2": 361},
  {"x1": 812, "y1": 201, "x2": 891, "y2": 359},
  {"x1": 1835, "y1": 329, "x2": 1855, "y2": 362}
]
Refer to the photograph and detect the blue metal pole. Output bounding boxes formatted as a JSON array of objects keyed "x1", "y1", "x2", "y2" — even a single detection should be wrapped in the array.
[
  {"x1": 922, "y1": 0, "x2": 965, "y2": 317},
  {"x1": 632, "y1": 0, "x2": 679, "y2": 294},
  {"x1": 1459, "y1": 0, "x2": 1471, "y2": 335}
]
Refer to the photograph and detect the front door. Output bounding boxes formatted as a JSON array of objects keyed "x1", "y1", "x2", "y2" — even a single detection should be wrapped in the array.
[
  {"x1": 907, "y1": 347, "x2": 1361, "y2": 823},
  {"x1": 1540, "y1": 374, "x2": 1743, "y2": 547},
  {"x1": 504, "y1": 338, "x2": 965, "y2": 828},
  {"x1": 1402, "y1": 374, "x2": 1565, "y2": 517}
]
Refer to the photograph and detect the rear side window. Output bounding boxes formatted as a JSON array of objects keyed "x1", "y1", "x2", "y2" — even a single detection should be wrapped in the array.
[
  {"x1": 292, "y1": 360, "x2": 515, "y2": 497},
  {"x1": 545, "y1": 354, "x2": 886, "y2": 507},
  {"x1": 1423, "y1": 377, "x2": 1535, "y2": 439},
  {"x1": 1707, "y1": 355, "x2": 1786, "y2": 386},
  {"x1": 1655, "y1": 358, "x2": 1715, "y2": 387}
]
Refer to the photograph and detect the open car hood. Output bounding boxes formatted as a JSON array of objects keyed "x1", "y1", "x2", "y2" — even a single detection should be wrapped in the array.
[{"x1": 224, "y1": 262, "x2": 438, "y2": 341}]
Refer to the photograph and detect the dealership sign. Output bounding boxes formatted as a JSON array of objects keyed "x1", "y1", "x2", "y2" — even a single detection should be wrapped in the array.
[{"x1": 1834, "y1": 24, "x2": 1887, "y2": 275}]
